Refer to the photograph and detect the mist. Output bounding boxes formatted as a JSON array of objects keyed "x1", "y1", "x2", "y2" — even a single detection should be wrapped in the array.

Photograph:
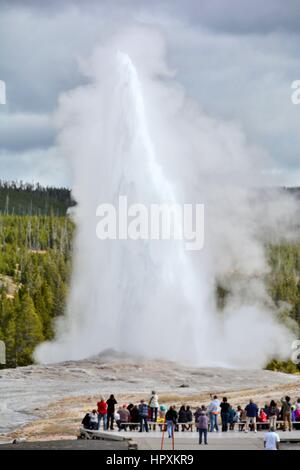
[{"x1": 35, "y1": 27, "x2": 298, "y2": 368}]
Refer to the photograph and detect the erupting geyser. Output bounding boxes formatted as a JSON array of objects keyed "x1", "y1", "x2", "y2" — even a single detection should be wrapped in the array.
[{"x1": 35, "y1": 29, "x2": 298, "y2": 368}]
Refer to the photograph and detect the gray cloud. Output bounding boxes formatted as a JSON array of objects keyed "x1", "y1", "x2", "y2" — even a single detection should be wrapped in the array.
[
  {"x1": 0, "y1": 147, "x2": 69, "y2": 186},
  {"x1": 0, "y1": 1, "x2": 299, "y2": 186},
  {"x1": 0, "y1": 112, "x2": 55, "y2": 151},
  {"x1": 2, "y1": 0, "x2": 300, "y2": 33}
]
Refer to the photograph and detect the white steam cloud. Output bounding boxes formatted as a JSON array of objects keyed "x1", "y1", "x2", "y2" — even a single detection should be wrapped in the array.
[{"x1": 35, "y1": 27, "x2": 298, "y2": 368}]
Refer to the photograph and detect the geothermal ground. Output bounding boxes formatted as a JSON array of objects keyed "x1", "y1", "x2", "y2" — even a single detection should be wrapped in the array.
[{"x1": 1, "y1": 350, "x2": 300, "y2": 442}]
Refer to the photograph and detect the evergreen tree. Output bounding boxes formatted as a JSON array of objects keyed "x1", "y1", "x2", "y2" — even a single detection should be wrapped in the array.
[{"x1": 15, "y1": 292, "x2": 44, "y2": 366}]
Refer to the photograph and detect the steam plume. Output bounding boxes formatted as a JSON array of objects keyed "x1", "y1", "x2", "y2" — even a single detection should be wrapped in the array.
[{"x1": 35, "y1": 28, "x2": 298, "y2": 368}]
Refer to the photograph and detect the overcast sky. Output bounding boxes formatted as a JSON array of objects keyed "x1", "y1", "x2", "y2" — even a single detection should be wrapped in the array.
[{"x1": 0, "y1": 0, "x2": 299, "y2": 187}]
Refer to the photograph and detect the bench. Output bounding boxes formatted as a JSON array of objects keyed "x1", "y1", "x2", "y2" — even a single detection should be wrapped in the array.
[
  {"x1": 232, "y1": 420, "x2": 300, "y2": 431},
  {"x1": 231, "y1": 420, "x2": 281, "y2": 431},
  {"x1": 256, "y1": 420, "x2": 300, "y2": 430},
  {"x1": 148, "y1": 421, "x2": 194, "y2": 432},
  {"x1": 118, "y1": 422, "x2": 140, "y2": 431},
  {"x1": 175, "y1": 422, "x2": 194, "y2": 432}
]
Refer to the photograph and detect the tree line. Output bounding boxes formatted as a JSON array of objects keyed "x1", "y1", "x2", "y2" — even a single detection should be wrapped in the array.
[{"x1": 0, "y1": 180, "x2": 75, "y2": 216}]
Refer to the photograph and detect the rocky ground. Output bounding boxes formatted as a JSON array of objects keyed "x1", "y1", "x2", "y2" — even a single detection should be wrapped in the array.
[{"x1": 1, "y1": 349, "x2": 300, "y2": 443}]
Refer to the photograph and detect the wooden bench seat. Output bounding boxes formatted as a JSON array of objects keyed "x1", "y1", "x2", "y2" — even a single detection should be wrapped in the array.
[
  {"x1": 119, "y1": 422, "x2": 140, "y2": 430},
  {"x1": 148, "y1": 421, "x2": 194, "y2": 432}
]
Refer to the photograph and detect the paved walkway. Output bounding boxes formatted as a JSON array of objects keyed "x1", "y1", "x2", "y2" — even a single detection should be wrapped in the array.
[
  {"x1": 1, "y1": 431, "x2": 299, "y2": 450},
  {"x1": 105, "y1": 430, "x2": 300, "y2": 450}
]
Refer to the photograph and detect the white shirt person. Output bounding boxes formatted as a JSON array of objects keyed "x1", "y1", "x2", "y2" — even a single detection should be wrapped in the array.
[{"x1": 264, "y1": 428, "x2": 280, "y2": 450}]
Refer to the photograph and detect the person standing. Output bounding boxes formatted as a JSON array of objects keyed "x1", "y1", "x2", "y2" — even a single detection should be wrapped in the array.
[
  {"x1": 194, "y1": 407, "x2": 201, "y2": 424},
  {"x1": 220, "y1": 397, "x2": 230, "y2": 432},
  {"x1": 281, "y1": 396, "x2": 292, "y2": 431},
  {"x1": 239, "y1": 407, "x2": 247, "y2": 431},
  {"x1": 106, "y1": 394, "x2": 117, "y2": 430},
  {"x1": 197, "y1": 411, "x2": 209, "y2": 445},
  {"x1": 178, "y1": 405, "x2": 188, "y2": 431},
  {"x1": 264, "y1": 427, "x2": 280, "y2": 450},
  {"x1": 97, "y1": 397, "x2": 108, "y2": 431},
  {"x1": 244, "y1": 399, "x2": 258, "y2": 433},
  {"x1": 268, "y1": 400, "x2": 279, "y2": 430},
  {"x1": 165, "y1": 405, "x2": 178, "y2": 438},
  {"x1": 208, "y1": 395, "x2": 220, "y2": 432},
  {"x1": 138, "y1": 400, "x2": 149, "y2": 432},
  {"x1": 185, "y1": 405, "x2": 193, "y2": 431},
  {"x1": 149, "y1": 391, "x2": 159, "y2": 422}
]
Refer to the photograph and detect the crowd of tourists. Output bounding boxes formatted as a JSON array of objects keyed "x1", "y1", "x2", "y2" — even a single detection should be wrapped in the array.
[{"x1": 81, "y1": 392, "x2": 300, "y2": 448}]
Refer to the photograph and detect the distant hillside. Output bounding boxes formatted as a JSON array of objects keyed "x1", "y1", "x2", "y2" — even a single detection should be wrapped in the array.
[{"x1": 0, "y1": 181, "x2": 75, "y2": 216}]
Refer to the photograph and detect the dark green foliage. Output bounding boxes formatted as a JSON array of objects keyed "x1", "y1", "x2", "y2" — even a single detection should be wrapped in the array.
[
  {"x1": 15, "y1": 291, "x2": 44, "y2": 366},
  {"x1": 267, "y1": 244, "x2": 300, "y2": 325},
  {"x1": 0, "y1": 180, "x2": 75, "y2": 216},
  {"x1": 265, "y1": 244, "x2": 300, "y2": 373},
  {"x1": 0, "y1": 215, "x2": 74, "y2": 367},
  {"x1": 265, "y1": 359, "x2": 299, "y2": 374}
]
